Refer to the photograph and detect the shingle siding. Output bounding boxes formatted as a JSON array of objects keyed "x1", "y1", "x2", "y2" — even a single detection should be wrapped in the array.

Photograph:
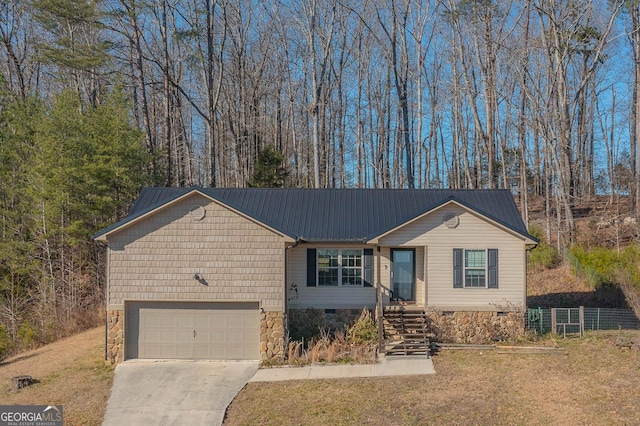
[{"x1": 107, "y1": 194, "x2": 285, "y2": 310}]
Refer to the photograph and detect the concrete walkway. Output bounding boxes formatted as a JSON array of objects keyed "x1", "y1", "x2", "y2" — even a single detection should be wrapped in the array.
[{"x1": 251, "y1": 355, "x2": 435, "y2": 382}]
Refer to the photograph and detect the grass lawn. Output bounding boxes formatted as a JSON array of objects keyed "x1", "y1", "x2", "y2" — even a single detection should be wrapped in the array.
[
  {"x1": 225, "y1": 331, "x2": 640, "y2": 425},
  {"x1": 1, "y1": 326, "x2": 639, "y2": 425},
  {"x1": 0, "y1": 327, "x2": 114, "y2": 426}
]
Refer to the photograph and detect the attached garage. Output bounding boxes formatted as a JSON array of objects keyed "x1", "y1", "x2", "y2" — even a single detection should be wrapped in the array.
[{"x1": 125, "y1": 301, "x2": 260, "y2": 360}]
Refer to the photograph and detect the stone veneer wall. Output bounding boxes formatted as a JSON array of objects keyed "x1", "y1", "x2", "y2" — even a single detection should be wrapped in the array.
[
  {"x1": 107, "y1": 310, "x2": 124, "y2": 364},
  {"x1": 425, "y1": 310, "x2": 525, "y2": 343},
  {"x1": 323, "y1": 309, "x2": 362, "y2": 330},
  {"x1": 261, "y1": 311, "x2": 285, "y2": 359},
  {"x1": 288, "y1": 308, "x2": 363, "y2": 339}
]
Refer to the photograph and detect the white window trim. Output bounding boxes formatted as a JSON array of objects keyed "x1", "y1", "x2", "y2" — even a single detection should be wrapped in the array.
[
  {"x1": 464, "y1": 249, "x2": 487, "y2": 288},
  {"x1": 317, "y1": 249, "x2": 364, "y2": 287}
]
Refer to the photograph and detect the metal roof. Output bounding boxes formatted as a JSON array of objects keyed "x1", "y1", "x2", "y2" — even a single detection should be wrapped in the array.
[{"x1": 94, "y1": 187, "x2": 538, "y2": 243}]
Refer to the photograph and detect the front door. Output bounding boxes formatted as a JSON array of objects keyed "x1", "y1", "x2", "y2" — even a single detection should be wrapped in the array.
[{"x1": 391, "y1": 249, "x2": 415, "y2": 302}]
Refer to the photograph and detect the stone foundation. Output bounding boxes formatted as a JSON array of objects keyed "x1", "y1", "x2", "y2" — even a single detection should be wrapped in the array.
[
  {"x1": 323, "y1": 309, "x2": 362, "y2": 330},
  {"x1": 106, "y1": 310, "x2": 124, "y2": 364},
  {"x1": 287, "y1": 308, "x2": 363, "y2": 341},
  {"x1": 425, "y1": 310, "x2": 525, "y2": 343},
  {"x1": 260, "y1": 311, "x2": 285, "y2": 360}
]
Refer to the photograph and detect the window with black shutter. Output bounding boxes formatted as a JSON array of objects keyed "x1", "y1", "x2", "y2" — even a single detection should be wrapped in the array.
[
  {"x1": 453, "y1": 248, "x2": 498, "y2": 289},
  {"x1": 306, "y1": 248, "x2": 369, "y2": 287}
]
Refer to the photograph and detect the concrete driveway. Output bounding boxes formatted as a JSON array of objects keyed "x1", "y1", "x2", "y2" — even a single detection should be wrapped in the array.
[{"x1": 102, "y1": 360, "x2": 259, "y2": 426}]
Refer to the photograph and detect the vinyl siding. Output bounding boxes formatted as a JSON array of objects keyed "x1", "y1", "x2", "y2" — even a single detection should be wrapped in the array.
[
  {"x1": 107, "y1": 193, "x2": 285, "y2": 310},
  {"x1": 379, "y1": 204, "x2": 526, "y2": 310},
  {"x1": 287, "y1": 244, "x2": 376, "y2": 309},
  {"x1": 378, "y1": 246, "x2": 425, "y2": 306}
]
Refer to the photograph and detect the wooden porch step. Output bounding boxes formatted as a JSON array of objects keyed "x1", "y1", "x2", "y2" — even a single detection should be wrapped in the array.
[
  {"x1": 385, "y1": 342, "x2": 430, "y2": 349},
  {"x1": 386, "y1": 332, "x2": 430, "y2": 338},
  {"x1": 383, "y1": 320, "x2": 426, "y2": 325},
  {"x1": 380, "y1": 308, "x2": 431, "y2": 357},
  {"x1": 384, "y1": 345, "x2": 430, "y2": 355},
  {"x1": 385, "y1": 346, "x2": 429, "y2": 352},
  {"x1": 385, "y1": 336, "x2": 426, "y2": 342},
  {"x1": 383, "y1": 330, "x2": 427, "y2": 336},
  {"x1": 383, "y1": 324, "x2": 426, "y2": 330},
  {"x1": 383, "y1": 322, "x2": 426, "y2": 326}
]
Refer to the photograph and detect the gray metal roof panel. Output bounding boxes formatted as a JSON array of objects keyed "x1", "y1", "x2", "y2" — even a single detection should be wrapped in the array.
[{"x1": 94, "y1": 187, "x2": 538, "y2": 243}]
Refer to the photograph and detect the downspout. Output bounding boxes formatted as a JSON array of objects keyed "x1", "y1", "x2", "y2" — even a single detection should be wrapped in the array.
[
  {"x1": 105, "y1": 242, "x2": 110, "y2": 362},
  {"x1": 524, "y1": 242, "x2": 538, "y2": 313},
  {"x1": 284, "y1": 238, "x2": 302, "y2": 340}
]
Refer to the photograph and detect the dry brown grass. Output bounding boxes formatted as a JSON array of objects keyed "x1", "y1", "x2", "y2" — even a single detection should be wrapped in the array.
[
  {"x1": 225, "y1": 330, "x2": 640, "y2": 425},
  {"x1": 276, "y1": 309, "x2": 378, "y2": 367},
  {"x1": 0, "y1": 327, "x2": 113, "y2": 425},
  {"x1": 528, "y1": 264, "x2": 588, "y2": 297},
  {"x1": 283, "y1": 329, "x2": 376, "y2": 366}
]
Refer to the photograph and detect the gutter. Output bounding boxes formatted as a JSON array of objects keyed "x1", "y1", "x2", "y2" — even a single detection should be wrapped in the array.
[
  {"x1": 294, "y1": 238, "x2": 368, "y2": 245},
  {"x1": 526, "y1": 242, "x2": 539, "y2": 251}
]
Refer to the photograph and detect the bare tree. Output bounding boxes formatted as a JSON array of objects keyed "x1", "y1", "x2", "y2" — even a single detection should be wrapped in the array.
[
  {"x1": 289, "y1": 0, "x2": 338, "y2": 188},
  {"x1": 535, "y1": 0, "x2": 622, "y2": 242},
  {"x1": 0, "y1": 1, "x2": 36, "y2": 99}
]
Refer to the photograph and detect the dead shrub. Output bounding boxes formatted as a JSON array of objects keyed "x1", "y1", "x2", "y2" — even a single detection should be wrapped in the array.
[{"x1": 285, "y1": 310, "x2": 378, "y2": 366}]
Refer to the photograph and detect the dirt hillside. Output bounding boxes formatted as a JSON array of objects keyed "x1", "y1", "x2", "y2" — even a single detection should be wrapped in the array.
[{"x1": 527, "y1": 265, "x2": 630, "y2": 308}]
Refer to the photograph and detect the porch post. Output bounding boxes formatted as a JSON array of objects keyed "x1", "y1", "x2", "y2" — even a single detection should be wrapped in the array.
[{"x1": 423, "y1": 245, "x2": 428, "y2": 307}]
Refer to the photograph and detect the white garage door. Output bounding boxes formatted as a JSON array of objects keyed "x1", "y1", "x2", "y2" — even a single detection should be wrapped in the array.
[{"x1": 125, "y1": 302, "x2": 259, "y2": 360}]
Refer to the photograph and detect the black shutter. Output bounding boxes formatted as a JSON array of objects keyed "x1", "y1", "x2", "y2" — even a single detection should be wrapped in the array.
[
  {"x1": 453, "y1": 248, "x2": 463, "y2": 288},
  {"x1": 487, "y1": 249, "x2": 498, "y2": 289},
  {"x1": 363, "y1": 248, "x2": 373, "y2": 287},
  {"x1": 307, "y1": 248, "x2": 317, "y2": 287}
]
